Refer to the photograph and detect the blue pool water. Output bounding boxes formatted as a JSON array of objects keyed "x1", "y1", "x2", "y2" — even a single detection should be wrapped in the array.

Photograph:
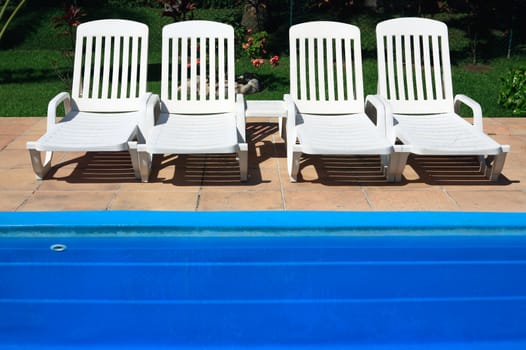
[{"x1": 1, "y1": 211, "x2": 526, "y2": 349}]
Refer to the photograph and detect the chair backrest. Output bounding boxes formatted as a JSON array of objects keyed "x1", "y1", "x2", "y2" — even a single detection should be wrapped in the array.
[
  {"x1": 161, "y1": 20, "x2": 236, "y2": 114},
  {"x1": 289, "y1": 21, "x2": 365, "y2": 115},
  {"x1": 376, "y1": 17, "x2": 454, "y2": 114},
  {"x1": 71, "y1": 19, "x2": 149, "y2": 112}
]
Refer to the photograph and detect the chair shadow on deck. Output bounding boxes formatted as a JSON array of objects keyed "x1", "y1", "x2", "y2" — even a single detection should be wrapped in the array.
[
  {"x1": 406, "y1": 155, "x2": 514, "y2": 186},
  {"x1": 294, "y1": 154, "x2": 513, "y2": 186},
  {"x1": 47, "y1": 152, "x2": 139, "y2": 183},
  {"x1": 146, "y1": 122, "x2": 279, "y2": 186},
  {"x1": 295, "y1": 155, "x2": 405, "y2": 186}
]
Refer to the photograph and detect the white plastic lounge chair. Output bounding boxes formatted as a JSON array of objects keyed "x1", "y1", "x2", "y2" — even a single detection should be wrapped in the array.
[
  {"x1": 27, "y1": 19, "x2": 155, "y2": 180},
  {"x1": 131, "y1": 20, "x2": 248, "y2": 182},
  {"x1": 285, "y1": 21, "x2": 409, "y2": 182},
  {"x1": 376, "y1": 17, "x2": 509, "y2": 181}
]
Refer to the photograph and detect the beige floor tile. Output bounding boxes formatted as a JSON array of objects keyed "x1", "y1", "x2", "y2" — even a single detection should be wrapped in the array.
[
  {"x1": 492, "y1": 118, "x2": 526, "y2": 136},
  {"x1": 20, "y1": 191, "x2": 116, "y2": 211},
  {"x1": 21, "y1": 118, "x2": 47, "y2": 135},
  {"x1": 0, "y1": 117, "x2": 42, "y2": 135},
  {"x1": 198, "y1": 190, "x2": 283, "y2": 210},
  {"x1": 119, "y1": 180, "x2": 200, "y2": 192},
  {"x1": 0, "y1": 135, "x2": 15, "y2": 149},
  {"x1": 482, "y1": 118, "x2": 513, "y2": 136},
  {"x1": 5, "y1": 134, "x2": 36, "y2": 150},
  {"x1": 284, "y1": 190, "x2": 371, "y2": 210},
  {"x1": 202, "y1": 166, "x2": 281, "y2": 191},
  {"x1": 0, "y1": 149, "x2": 33, "y2": 169},
  {"x1": 0, "y1": 191, "x2": 32, "y2": 211},
  {"x1": 366, "y1": 189, "x2": 459, "y2": 211},
  {"x1": 0, "y1": 168, "x2": 40, "y2": 191},
  {"x1": 448, "y1": 190, "x2": 526, "y2": 212},
  {"x1": 111, "y1": 191, "x2": 199, "y2": 211}
]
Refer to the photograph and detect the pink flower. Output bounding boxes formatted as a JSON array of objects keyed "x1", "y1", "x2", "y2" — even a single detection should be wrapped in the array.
[
  {"x1": 251, "y1": 58, "x2": 265, "y2": 68},
  {"x1": 247, "y1": 28, "x2": 252, "y2": 34},
  {"x1": 270, "y1": 55, "x2": 280, "y2": 67}
]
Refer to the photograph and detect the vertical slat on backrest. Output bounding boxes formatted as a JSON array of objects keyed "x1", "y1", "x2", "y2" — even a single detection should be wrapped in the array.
[
  {"x1": 422, "y1": 35, "x2": 433, "y2": 100},
  {"x1": 344, "y1": 37, "x2": 354, "y2": 100},
  {"x1": 218, "y1": 35, "x2": 225, "y2": 101},
  {"x1": 353, "y1": 34, "x2": 364, "y2": 103},
  {"x1": 180, "y1": 37, "x2": 188, "y2": 101},
  {"x1": 326, "y1": 38, "x2": 335, "y2": 101},
  {"x1": 120, "y1": 36, "x2": 130, "y2": 99},
  {"x1": 189, "y1": 36, "x2": 197, "y2": 100},
  {"x1": 317, "y1": 38, "x2": 325, "y2": 101},
  {"x1": 307, "y1": 37, "x2": 316, "y2": 101},
  {"x1": 129, "y1": 36, "x2": 139, "y2": 99},
  {"x1": 440, "y1": 35, "x2": 453, "y2": 101},
  {"x1": 72, "y1": 36, "x2": 88, "y2": 98},
  {"x1": 162, "y1": 36, "x2": 170, "y2": 101},
  {"x1": 226, "y1": 32, "x2": 235, "y2": 101},
  {"x1": 199, "y1": 37, "x2": 207, "y2": 100},
  {"x1": 335, "y1": 38, "x2": 344, "y2": 100},
  {"x1": 413, "y1": 35, "x2": 424, "y2": 100},
  {"x1": 110, "y1": 36, "x2": 120, "y2": 99},
  {"x1": 404, "y1": 35, "x2": 414, "y2": 100},
  {"x1": 92, "y1": 36, "x2": 103, "y2": 99},
  {"x1": 432, "y1": 35, "x2": 443, "y2": 100},
  {"x1": 298, "y1": 38, "x2": 307, "y2": 100},
  {"x1": 394, "y1": 35, "x2": 405, "y2": 100},
  {"x1": 138, "y1": 33, "x2": 147, "y2": 98},
  {"x1": 386, "y1": 36, "x2": 396, "y2": 100},
  {"x1": 101, "y1": 35, "x2": 112, "y2": 98},
  {"x1": 209, "y1": 37, "x2": 216, "y2": 101}
]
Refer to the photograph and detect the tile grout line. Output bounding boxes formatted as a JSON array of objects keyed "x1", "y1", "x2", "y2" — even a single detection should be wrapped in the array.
[
  {"x1": 442, "y1": 187, "x2": 462, "y2": 210},
  {"x1": 361, "y1": 187, "x2": 376, "y2": 210},
  {"x1": 274, "y1": 129, "x2": 287, "y2": 210},
  {"x1": 194, "y1": 155, "x2": 207, "y2": 211}
]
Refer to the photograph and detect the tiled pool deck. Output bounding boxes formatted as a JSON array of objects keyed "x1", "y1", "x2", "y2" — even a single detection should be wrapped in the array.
[{"x1": 0, "y1": 117, "x2": 525, "y2": 212}]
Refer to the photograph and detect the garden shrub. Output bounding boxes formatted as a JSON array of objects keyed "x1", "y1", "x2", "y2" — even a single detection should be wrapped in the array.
[{"x1": 498, "y1": 66, "x2": 526, "y2": 116}]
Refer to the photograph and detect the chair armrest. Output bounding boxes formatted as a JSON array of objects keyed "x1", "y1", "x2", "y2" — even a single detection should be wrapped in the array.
[
  {"x1": 47, "y1": 92, "x2": 72, "y2": 131},
  {"x1": 284, "y1": 94, "x2": 298, "y2": 145},
  {"x1": 454, "y1": 94, "x2": 483, "y2": 132},
  {"x1": 236, "y1": 94, "x2": 247, "y2": 143},
  {"x1": 365, "y1": 94, "x2": 395, "y2": 143},
  {"x1": 137, "y1": 93, "x2": 159, "y2": 143}
]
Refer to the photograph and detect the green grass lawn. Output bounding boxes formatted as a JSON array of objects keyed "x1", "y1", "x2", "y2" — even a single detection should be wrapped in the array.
[{"x1": 1, "y1": 6, "x2": 525, "y2": 117}]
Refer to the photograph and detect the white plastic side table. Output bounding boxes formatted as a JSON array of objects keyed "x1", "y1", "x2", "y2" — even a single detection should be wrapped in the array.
[{"x1": 245, "y1": 100, "x2": 286, "y2": 137}]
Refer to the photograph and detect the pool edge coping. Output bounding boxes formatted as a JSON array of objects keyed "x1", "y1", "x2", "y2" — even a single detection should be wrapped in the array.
[{"x1": 0, "y1": 211, "x2": 525, "y2": 230}]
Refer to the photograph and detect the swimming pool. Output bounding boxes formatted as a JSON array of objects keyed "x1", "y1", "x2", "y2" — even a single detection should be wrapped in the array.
[{"x1": 1, "y1": 211, "x2": 526, "y2": 349}]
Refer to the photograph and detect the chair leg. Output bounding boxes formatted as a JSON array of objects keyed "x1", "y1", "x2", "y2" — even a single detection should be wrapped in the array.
[
  {"x1": 128, "y1": 141, "x2": 141, "y2": 180},
  {"x1": 238, "y1": 143, "x2": 248, "y2": 182},
  {"x1": 385, "y1": 147, "x2": 411, "y2": 183},
  {"x1": 486, "y1": 152, "x2": 508, "y2": 182},
  {"x1": 27, "y1": 147, "x2": 53, "y2": 180},
  {"x1": 278, "y1": 117, "x2": 287, "y2": 141},
  {"x1": 135, "y1": 146, "x2": 152, "y2": 183},
  {"x1": 288, "y1": 144, "x2": 302, "y2": 182}
]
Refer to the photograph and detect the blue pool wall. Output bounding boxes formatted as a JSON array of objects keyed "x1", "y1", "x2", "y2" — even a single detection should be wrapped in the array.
[{"x1": 1, "y1": 210, "x2": 526, "y2": 231}]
